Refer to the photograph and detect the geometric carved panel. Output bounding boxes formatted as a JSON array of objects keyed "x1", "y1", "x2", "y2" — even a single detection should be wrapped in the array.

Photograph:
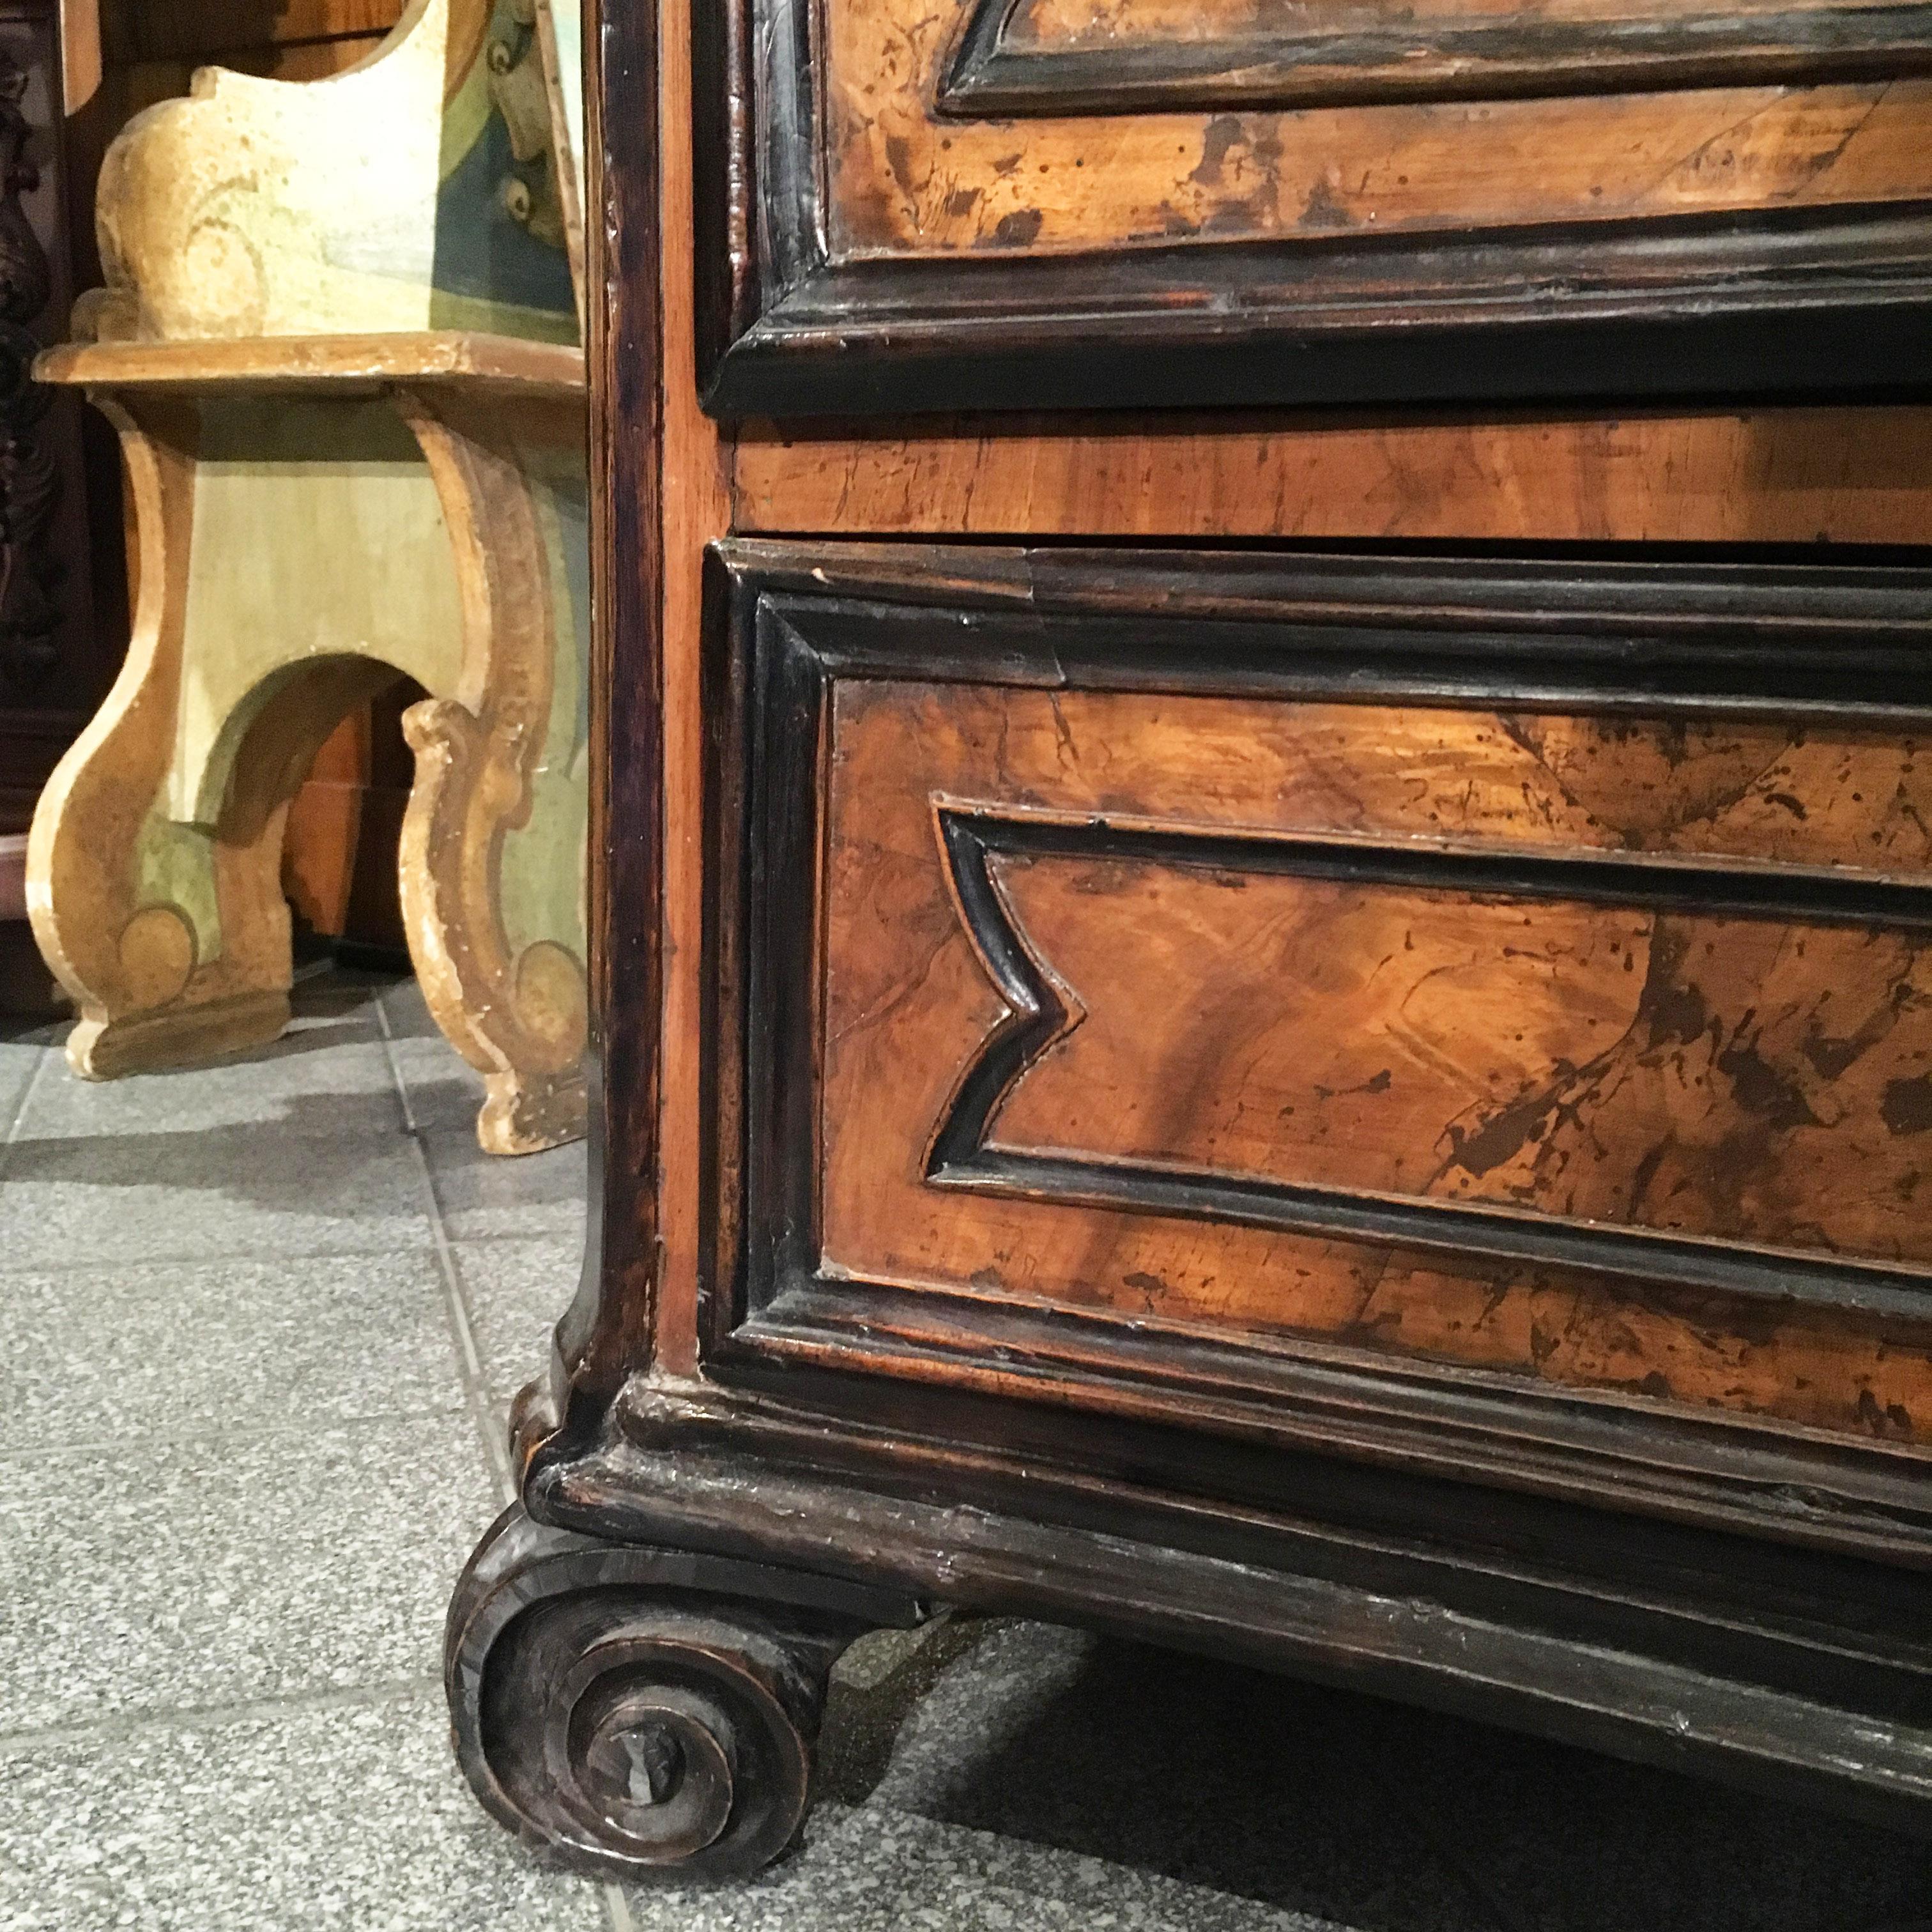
[{"x1": 820, "y1": 690, "x2": 1932, "y2": 1443}]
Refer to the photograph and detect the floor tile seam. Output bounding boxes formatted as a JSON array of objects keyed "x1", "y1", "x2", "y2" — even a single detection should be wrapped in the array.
[
  {"x1": 375, "y1": 994, "x2": 422, "y2": 1137},
  {"x1": 0, "y1": 1041, "x2": 51, "y2": 1182},
  {"x1": 5, "y1": 1040, "x2": 47, "y2": 1137},
  {"x1": 0, "y1": 1236, "x2": 447, "y2": 1280},
  {"x1": 387, "y1": 1036, "x2": 519, "y2": 1502},
  {"x1": 378, "y1": 1018, "x2": 506, "y2": 1376},
  {"x1": 422, "y1": 1225, "x2": 588, "y2": 1248},
  {"x1": 0, "y1": 1397, "x2": 480, "y2": 1461},
  {"x1": 0, "y1": 1246, "x2": 459, "y2": 1287},
  {"x1": 0, "y1": 1675, "x2": 439, "y2": 1752},
  {"x1": 14, "y1": 1082, "x2": 423, "y2": 1128},
  {"x1": 443, "y1": 1229, "x2": 585, "y2": 1255}
]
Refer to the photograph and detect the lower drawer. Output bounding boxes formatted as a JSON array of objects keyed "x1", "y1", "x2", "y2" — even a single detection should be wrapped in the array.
[{"x1": 704, "y1": 539, "x2": 1932, "y2": 1533}]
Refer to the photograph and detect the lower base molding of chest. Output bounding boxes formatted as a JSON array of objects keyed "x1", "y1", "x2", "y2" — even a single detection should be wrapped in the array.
[{"x1": 446, "y1": 1380, "x2": 1932, "y2": 1883}]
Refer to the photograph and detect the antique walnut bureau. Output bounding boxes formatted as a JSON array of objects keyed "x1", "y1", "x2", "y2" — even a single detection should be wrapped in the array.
[{"x1": 446, "y1": 0, "x2": 1932, "y2": 1876}]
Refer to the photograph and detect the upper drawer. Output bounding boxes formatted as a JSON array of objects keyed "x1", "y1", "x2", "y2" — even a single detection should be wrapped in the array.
[{"x1": 695, "y1": 0, "x2": 1932, "y2": 413}]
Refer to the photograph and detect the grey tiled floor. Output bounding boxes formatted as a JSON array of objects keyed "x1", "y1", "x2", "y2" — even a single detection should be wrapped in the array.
[{"x1": 0, "y1": 965, "x2": 1927, "y2": 1931}]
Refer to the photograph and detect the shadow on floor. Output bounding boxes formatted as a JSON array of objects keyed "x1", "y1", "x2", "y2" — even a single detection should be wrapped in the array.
[{"x1": 828, "y1": 1621, "x2": 1932, "y2": 1932}]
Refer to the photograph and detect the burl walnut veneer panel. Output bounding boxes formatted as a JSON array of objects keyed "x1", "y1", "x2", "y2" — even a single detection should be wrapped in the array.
[
  {"x1": 830, "y1": 0, "x2": 1928, "y2": 257},
  {"x1": 820, "y1": 684, "x2": 1932, "y2": 1440}
]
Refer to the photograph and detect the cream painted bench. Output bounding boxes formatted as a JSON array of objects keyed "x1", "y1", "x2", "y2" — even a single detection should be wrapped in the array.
[{"x1": 28, "y1": 0, "x2": 590, "y2": 1154}]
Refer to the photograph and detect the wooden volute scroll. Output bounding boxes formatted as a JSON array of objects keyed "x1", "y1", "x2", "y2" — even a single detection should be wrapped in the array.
[
  {"x1": 700, "y1": 0, "x2": 1932, "y2": 411},
  {"x1": 27, "y1": 1, "x2": 594, "y2": 1153}
]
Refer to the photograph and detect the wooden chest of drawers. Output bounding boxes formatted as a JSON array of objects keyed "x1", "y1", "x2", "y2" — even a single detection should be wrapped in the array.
[{"x1": 446, "y1": 0, "x2": 1932, "y2": 1880}]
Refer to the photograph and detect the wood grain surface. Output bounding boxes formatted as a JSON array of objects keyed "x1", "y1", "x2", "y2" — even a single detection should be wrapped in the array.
[
  {"x1": 951, "y1": 0, "x2": 1932, "y2": 111},
  {"x1": 39, "y1": 333, "x2": 587, "y2": 395},
  {"x1": 733, "y1": 408, "x2": 1932, "y2": 544},
  {"x1": 89, "y1": 0, "x2": 406, "y2": 128},
  {"x1": 436, "y1": 0, "x2": 1932, "y2": 1868},
  {"x1": 816, "y1": 676, "x2": 1932, "y2": 1440}
]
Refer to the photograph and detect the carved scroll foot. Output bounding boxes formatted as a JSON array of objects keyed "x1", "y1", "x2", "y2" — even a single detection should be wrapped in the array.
[{"x1": 447, "y1": 1505, "x2": 923, "y2": 1881}]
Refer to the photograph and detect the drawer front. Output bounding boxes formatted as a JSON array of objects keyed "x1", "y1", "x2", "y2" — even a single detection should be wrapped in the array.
[
  {"x1": 700, "y1": 0, "x2": 1932, "y2": 411},
  {"x1": 709, "y1": 544, "x2": 1932, "y2": 1484}
]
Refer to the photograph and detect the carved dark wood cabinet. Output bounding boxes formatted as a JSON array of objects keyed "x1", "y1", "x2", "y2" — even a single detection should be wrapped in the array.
[
  {"x1": 0, "y1": 1, "x2": 109, "y2": 836},
  {"x1": 447, "y1": 0, "x2": 1932, "y2": 1880}
]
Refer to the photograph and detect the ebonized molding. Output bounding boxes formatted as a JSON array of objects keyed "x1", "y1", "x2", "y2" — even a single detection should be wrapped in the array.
[
  {"x1": 702, "y1": 539, "x2": 1932, "y2": 1570},
  {"x1": 942, "y1": 0, "x2": 1932, "y2": 112},
  {"x1": 528, "y1": 1381, "x2": 1932, "y2": 1836},
  {"x1": 698, "y1": 0, "x2": 1932, "y2": 416}
]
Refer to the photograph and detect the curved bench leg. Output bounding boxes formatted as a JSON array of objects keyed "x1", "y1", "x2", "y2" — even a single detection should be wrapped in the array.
[
  {"x1": 27, "y1": 398, "x2": 281, "y2": 1077},
  {"x1": 397, "y1": 390, "x2": 589, "y2": 1156},
  {"x1": 29, "y1": 396, "x2": 410, "y2": 1080}
]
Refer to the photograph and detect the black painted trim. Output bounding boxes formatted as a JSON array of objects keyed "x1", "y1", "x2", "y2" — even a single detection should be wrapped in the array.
[
  {"x1": 543, "y1": 1388, "x2": 1932, "y2": 1834},
  {"x1": 739, "y1": 1275, "x2": 1932, "y2": 1564}
]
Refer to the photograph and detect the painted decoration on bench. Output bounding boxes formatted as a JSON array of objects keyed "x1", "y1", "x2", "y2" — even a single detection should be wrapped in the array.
[{"x1": 83, "y1": 0, "x2": 579, "y2": 342}]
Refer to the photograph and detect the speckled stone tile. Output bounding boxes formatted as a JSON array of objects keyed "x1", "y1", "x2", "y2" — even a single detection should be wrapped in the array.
[
  {"x1": 0, "y1": 1685, "x2": 604, "y2": 1932},
  {"x1": 420, "y1": 1128, "x2": 588, "y2": 1241},
  {"x1": 624, "y1": 1802, "x2": 1354, "y2": 1932},
  {"x1": 0, "y1": 1411, "x2": 496, "y2": 1732},
  {"x1": 388, "y1": 1034, "x2": 492, "y2": 1132},
  {"x1": 0, "y1": 1252, "x2": 466, "y2": 1448},
  {"x1": 847, "y1": 1621, "x2": 1503, "y2": 1932},
  {"x1": 1330, "y1": 1692, "x2": 1932, "y2": 1932},
  {"x1": 450, "y1": 1236, "x2": 584, "y2": 1405},
  {"x1": 0, "y1": 1123, "x2": 437, "y2": 1269},
  {"x1": 17, "y1": 1026, "x2": 406, "y2": 1142}
]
